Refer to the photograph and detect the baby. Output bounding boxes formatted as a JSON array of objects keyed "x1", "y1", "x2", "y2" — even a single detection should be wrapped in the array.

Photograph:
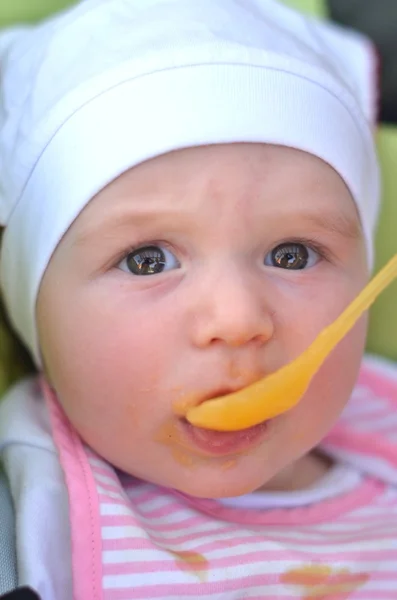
[{"x1": 1, "y1": 0, "x2": 397, "y2": 598}]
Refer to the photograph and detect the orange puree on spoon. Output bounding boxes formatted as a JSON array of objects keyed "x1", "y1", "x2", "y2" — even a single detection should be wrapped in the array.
[{"x1": 185, "y1": 254, "x2": 397, "y2": 432}]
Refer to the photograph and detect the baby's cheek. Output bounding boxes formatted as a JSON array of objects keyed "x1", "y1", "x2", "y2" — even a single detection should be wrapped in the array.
[
  {"x1": 63, "y1": 393, "x2": 149, "y2": 463},
  {"x1": 293, "y1": 320, "x2": 367, "y2": 440}
]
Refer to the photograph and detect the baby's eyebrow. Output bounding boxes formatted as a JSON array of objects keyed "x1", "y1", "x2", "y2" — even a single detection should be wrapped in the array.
[
  {"x1": 301, "y1": 210, "x2": 363, "y2": 240},
  {"x1": 72, "y1": 205, "x2": 362, "y2": 248},
  {"x1": 72, "y1": 207, "x2": 172, "y2": 247}
]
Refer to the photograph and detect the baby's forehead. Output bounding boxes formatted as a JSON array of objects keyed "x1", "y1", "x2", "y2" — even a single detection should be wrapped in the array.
[
  {"x1": 86, "y1": 142, "x2": 345, "y2": 197},
  {"x1": 70, "y1": 143, "x2": 360, "y2": 242}
]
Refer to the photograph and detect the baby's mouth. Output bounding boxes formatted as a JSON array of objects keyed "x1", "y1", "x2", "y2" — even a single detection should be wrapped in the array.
[
  {"x1": 171, "y1": 386, "x2": 270, "y2": 457},
  {"x1": 178, "y1": 417, "x2": 269, "y2": 457}
]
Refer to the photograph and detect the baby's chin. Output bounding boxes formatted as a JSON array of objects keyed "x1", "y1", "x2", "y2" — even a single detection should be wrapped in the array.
[{"x1": 160, "y1": 464, "x2": 273, "y2": 499}]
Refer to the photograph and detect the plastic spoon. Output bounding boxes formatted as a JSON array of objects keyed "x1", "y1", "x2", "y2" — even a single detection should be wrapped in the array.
[{"x1": 185, "y1": 254, "x2": 397, "y2": 432}]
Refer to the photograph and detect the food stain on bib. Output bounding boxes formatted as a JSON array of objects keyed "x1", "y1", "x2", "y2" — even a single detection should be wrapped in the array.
[
  {"x1": 280, "y1": 564, "x2": 369, "y2": 599},
  {"x1": 171, "y1": 550, "x2": 209, "y2": 582}
]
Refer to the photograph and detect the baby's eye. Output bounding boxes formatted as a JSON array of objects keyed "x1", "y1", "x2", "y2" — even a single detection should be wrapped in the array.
[
  {"x1": 264, "y1": 242, "x2": 319, "y2": 270},
  {"x1": 118, "y1": 245, "x2": 180, "y2": 275}
]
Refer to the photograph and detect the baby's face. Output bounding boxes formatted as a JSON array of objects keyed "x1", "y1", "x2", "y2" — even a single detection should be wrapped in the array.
[{"x1": 37, "y1": 143, "x2": 368, "y2": 498}]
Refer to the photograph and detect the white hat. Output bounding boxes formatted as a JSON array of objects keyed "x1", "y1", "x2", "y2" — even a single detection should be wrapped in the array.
[{"x1": 0, "y1": 0, "x2": 380, "y2": 365}]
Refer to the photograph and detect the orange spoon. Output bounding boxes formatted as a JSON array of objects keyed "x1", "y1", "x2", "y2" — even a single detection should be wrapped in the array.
[{"x1": 185, "y1": 254, "x2": 397, "y2": 432}]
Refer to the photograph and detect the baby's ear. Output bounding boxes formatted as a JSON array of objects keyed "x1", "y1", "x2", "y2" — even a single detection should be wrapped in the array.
[{"x1": 306, "y1": 17, "x2": 379, "y2": 127}]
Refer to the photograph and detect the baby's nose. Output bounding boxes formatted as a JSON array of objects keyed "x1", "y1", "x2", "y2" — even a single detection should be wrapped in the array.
[{"x1": 189, "y1": 264, "x2": 274, "y2": 349}]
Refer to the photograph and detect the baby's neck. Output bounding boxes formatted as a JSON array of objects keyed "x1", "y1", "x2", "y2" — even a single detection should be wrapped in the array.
[{"x1": 256, "y1": 450, "x2": 334, "y2": 493}]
